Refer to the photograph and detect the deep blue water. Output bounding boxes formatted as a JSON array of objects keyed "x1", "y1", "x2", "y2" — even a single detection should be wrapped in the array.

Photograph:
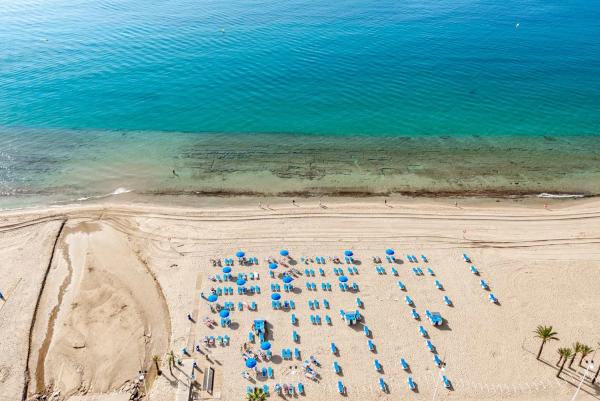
[
  {"x1": 1, "y1": 0, "x2": 599, "y2": 135},
  {"x1": 1, "y1": 0, "x2": 600, "y2": 207}
]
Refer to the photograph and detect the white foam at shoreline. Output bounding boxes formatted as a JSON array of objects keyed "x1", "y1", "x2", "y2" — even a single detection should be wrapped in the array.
[{"x1": 537, "y1": 193, "x2": 585, "y2": 199}]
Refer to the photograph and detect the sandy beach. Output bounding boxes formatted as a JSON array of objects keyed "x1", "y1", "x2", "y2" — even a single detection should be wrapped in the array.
[{"x1": 1, "y1": 196, "x2": 599, "y2": 401}]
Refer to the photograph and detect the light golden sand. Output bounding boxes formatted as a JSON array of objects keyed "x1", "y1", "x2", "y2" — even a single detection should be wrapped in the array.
[{"x1": 0, "y1": 197, "x2": 599, "y2": 401}]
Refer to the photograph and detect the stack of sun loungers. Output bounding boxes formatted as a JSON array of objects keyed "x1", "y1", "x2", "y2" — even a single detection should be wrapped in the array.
[{"x1": 304, "y1": 268, "x2": 316, "y2": 277}]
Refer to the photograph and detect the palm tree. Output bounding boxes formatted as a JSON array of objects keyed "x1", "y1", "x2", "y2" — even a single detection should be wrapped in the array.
[
  {"x1": 557, "y1": 347, "x2": 573, "y2": 378},
  {"x1": 569, "y1": 342, "x2": 583, "y2": 369},
  {"x1": 578, "y1": 344, "x2": 593, "y2": 367},
  {"x1": 247, "y1": 387, "x2": 267, "y2": 401},
  {"x1": 556, "y1": 348, "x2": 564, "y2": 366},
  {"x1": 152, "y1": 355, "x2": 162, "y2": 376},
  {"x1": 534, "y1": 325, "x2": 559, "y2": 360},
  {"x1": 167, "y1": 350, "x2": 175, "y2": 375}
]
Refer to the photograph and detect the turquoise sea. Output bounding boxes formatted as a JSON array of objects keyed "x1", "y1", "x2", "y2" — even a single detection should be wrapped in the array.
[{"x1": 1, "y1": 0, "x2": 599, "y2": 207}]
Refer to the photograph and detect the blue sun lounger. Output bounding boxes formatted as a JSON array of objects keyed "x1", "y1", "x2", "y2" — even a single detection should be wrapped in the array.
[
  {"x1": 463, "y1": 253, "x2": 471, "y2": 262},
  {"x1": 331, "y1": 342, "x2": 337, "y2": 354},
  {"x1": 480, "y1": 279, "x2": 488, "y2": 289},
  {"x1": 294, "y1": 348, "x2": 300, "y2": 359},
  {"x1": 398, "y1": 281, "x2": 406, "y2": 290},
  {"x1": 374, "y1": 359, "x2": 382, "y2": 371},
  {"x1": 323, "y1": 299, "x2": 330, "y2": 309},
  {"x1": 315, "y1": 315, "x2": 321, "y2": 324},
  {"x1": 363, "y1": 325, "x2": 370, "y2": 337},
  {"x1": 401, "y1": 358, "x2": 409, "y2": 370},
  {"x1": 427, "y1": 267, "x2": 435, "y2": 276},
  {"x1": 262, "y1": 367, "x2": 268, "y2": 377},
  {"x1": 419, "y1": 325, "x2": 428, "y2": 337},
  {"x1": 426, "y1": 340, "x2": 435, "y2": 352},
  {"x1": 391, "y1": 267, "x2": 398, "y2": 276},
  {"x1": 351, "y1": 282, "x2": 359, "y2": 291},
  {"x1": 412, "y1": 268, "x2": 419, "y2": 276},
  {"x1": 405, "y1": 295, "x2": 413, "y2": 306},
  {"x1": 411, "y1": 308, "x2": 419, "y2": 319},
  {"x1": 356, "y1": 297, "x2": 363, "y2": 308},
  {"x1": 442, "y1": 375, "x2": 451, "y2": 388},
  {"x1": 246, "y1": 386, "x2": 252, "y2": 394},
  {"x1": 319, "y1": 268, "x2": 325, "y2": 276},
  {"x1": 291, "y1": 314, "x2": 297, "y2": 324},
  {"x1": 326, "y1": 283, "x2": 332, "y2": 291},
  {"x1": 263, "y1": 384, "x2": 269, "y2": 395},
  {"x1": 289, "y1": 300, "x2": 295, "y2": 309},
  {"x1": 379, "y1": 377, "x2": 386, "y2": 392},
  {"x1": 310, "y1": 315, "x2": 316, "y2": 324},
  {"x1": 297, "y1": 382, "x2": 304, "y2": 394},
  {"x1": 421, "y1": 255, "x2": 428, "y2": 262},
  {"x1": 347, "y1": 267, "x2": 353, "y2": 275},
  {"x1": 434, "y1": 354, "x2": 442, "y2": 366},
  {"x1": 489, "y1": 293, "x2": 498, "y2": 303},
  {"x1": 368, "y1": 339, "x2": 375, "y2": 351},
  {"x1": 293, "y1": 331, "x2": 299, "y2": 342},
  {"x1": 434, "y1": 280, "x2": 443, "y2": 289},
  {"x1": 308, "y1": 300, "x2": 314, "y2": 309},
  {"x1": 333, "y1": 361, "x2": 341, "y2": 374},
  {"x1": 471, "y1": 265, "x2": 479, "y2": 274},
  {"x1": 314, "y1": 299, "x2": 319, "y2": 309},
  {"x1": 325, "y1": 314, "x2": 332, "y2": 324},
  {"x1": 408, "y1": 376, "x2": 416, "y2": 390},
  {"x1": 268, "y1": 367, "x2": 274, "y2": 378},
  {"x1": 337, "y1": 381, "x2": 344, "y2": 394},
  {"x1": 248, "y1": 332, "x2": 255, "y2": 342}
]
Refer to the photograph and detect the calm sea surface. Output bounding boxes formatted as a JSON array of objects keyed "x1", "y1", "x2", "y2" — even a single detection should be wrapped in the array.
[{"x1": 1, "y1": 0, "x2": 599, "y2": 207}]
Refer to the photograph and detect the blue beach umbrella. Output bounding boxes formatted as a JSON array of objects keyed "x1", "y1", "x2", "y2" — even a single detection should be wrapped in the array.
[
  {"x1": 282, "y1": 276, "x2": 293, "y2": 284},
  {"x1": 269, "y1": 263, "x2": 278, "y2": 270},
  {"x1": 245, "y1": 358, "x2": 257, "y2": 368},
  {"x1": 207, "y1": 294, "x2": 218, "y2": 303},
  {"x1": 344, "y1": 250, "x2": 353, "y2": 257},
  {"x1": 280, "y1": 249, "x2": 289, "y2": 257},
  {"x1": 219, "y1": 309, "x2": 230, "y2": 318},
  {"x1": 271, "y1": 293, "x2": 281, "y2": 301},
  {"x1": 261, "y1": 341, "x2": 271, "y2": 351},
  {"x1": 236, "y1": 278, "x2": 247, "y2": 286},
  {"x1": 236, "y1": 251, "x2": 245, "y2": 258},
  {"x1": 339, "y1": 276, "x2": 349, "y2": 283},
  {"x1": 386, "y1": 249, "x2": 395, "y2": 256},
  {"x1": 222, "y1": 266, "x2": 232, "y2": 274}
]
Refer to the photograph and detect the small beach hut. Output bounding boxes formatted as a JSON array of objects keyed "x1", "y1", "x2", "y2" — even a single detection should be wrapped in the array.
[
  {"x1": 428, "y1": 311, "x2": 443, "y2": 326},
  {"x1": 341, "y1": 310, "x2": 361, "y2": 325},
  {"x1": 253, "y1": 319, "x2": 267, "y2": 336}
]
